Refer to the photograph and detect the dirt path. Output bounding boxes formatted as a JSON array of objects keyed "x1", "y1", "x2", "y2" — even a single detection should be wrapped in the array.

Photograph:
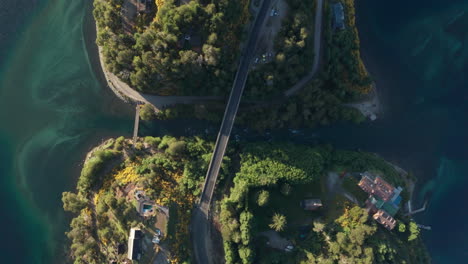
[{"x1": 326, "y1": 172, "x2": 359, "y2": 204}]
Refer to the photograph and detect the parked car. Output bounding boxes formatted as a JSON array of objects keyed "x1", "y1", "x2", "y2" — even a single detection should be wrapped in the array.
[
  {"x1": 285, "y1": 245, "x2": 294, "y2": 252},
  {"x1": 152, "y1": 235, "x2": 161, "y2": 244}
]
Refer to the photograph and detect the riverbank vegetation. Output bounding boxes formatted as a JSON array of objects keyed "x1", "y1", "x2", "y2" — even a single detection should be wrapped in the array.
[
  {"x1": 218, "y1": 142, "x2": 430, "y2": 264},
  {"x1": 94, "y1": 0, "x2": 250, "y2": 95}
]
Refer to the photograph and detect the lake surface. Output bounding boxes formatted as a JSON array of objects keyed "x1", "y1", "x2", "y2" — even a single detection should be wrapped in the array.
[{"x1": 0, "y1": 0, "x2": 466, "y2": 263}]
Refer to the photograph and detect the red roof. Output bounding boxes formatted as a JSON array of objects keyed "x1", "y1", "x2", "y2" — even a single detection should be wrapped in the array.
[
  {"x1": 358, "y1": 175, "x2": 395, "y2": 202},
  {"x1": 373, "y1": 209, "x2": 397, "y2": 230}
]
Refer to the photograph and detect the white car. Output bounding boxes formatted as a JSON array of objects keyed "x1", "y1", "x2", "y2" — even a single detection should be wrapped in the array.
[{"x1": 152, "y1": 235, "x2": 161, "y2": 244}]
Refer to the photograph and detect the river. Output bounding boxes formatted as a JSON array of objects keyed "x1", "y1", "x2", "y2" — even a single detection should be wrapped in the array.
[{"x1": 0, "y1": 0, "x2": 466, "y2": 263}]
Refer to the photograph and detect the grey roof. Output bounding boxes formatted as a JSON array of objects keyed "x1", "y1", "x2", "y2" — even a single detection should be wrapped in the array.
[
  {"x1": 128, "y1": 228, "x2": 143, "y2": 260},
  {"x1": 301, "y1": 199, "x2": 323, "y2": 210},
  {"x1": 332, "y1": 2, "x2": 345, "y2": 30}
]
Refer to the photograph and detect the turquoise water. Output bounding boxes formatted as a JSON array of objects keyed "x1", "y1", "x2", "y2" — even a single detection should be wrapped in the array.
[
  {"x1": 0, "y1": 0, "x2": 133, "y2": 262},
  {"x1": 0, "y1": 0, "x2": 467, "y2": 263}
]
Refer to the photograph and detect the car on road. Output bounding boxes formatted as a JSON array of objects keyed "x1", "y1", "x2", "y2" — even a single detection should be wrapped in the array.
[{"x1": 270, "y1": 8, "x2": 279, "y2": 17}]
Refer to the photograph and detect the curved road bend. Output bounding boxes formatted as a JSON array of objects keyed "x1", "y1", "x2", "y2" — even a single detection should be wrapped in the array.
[
  {"x1": 284, "y1": 0, "x2": 324, "y2": 96},
  {"x1": 191, "y1": 0, "x2": 272, "y2": 263}
]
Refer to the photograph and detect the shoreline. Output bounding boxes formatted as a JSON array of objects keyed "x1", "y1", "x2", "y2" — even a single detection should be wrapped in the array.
[
  {"x1": 94, "y1": 24, "x2": 222, "y2": 110},
  {"x1": 345, "y1": 81, "x2": 381, "y2": 121},
  {"x1": 95, "y1": 28, "x2": 150, "y2": 106}
]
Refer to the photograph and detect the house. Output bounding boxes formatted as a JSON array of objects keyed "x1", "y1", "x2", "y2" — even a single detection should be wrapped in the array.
[
  {"x1": 358, "y1": 172, "x2": 403, "y2": 230},
  {"x1": 300, "y1": 199, "x2": 323, "y2": 210},
  {"x1": 358, "y1": 174, "x2": 395, "y2": 202},
  {"x1": 373, "y1": 210, "x2": 397, "y2": 230},
  {"x1": 133, "y1": 190, "x2": 156, "y2": 217},
  {"x1": 332, "y1": 2, "x2": 345, "y2": 30},
  {"x1": 127, "y1": 228, "x2": 143, "y2": 260},
  {"x1": 365, "y1": 196, "x2": 399, "y2": 216},
  {"x1": 178, "y1": 31, "x2": 202, "y2": 52}
]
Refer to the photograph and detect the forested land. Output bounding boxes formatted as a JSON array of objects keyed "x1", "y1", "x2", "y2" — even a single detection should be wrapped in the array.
[
  {"x1": 219, "y1": 143, "x2": 430, "y2": 264},
  {"x1": 236, "y1": 0, "x2": 372, "y2": 130},
  {"x1": 94, "y1": 0, "x2": 250, "y2": 95},
  {"x1": 63, "y1": 136, "x2": 230, "y2": 263},
  {"x1": 244, "y1": 0, "x2": 315, "y2": 99},
  {"x1": 153, "y1": 0, "x2": 372, "y2": 130}
]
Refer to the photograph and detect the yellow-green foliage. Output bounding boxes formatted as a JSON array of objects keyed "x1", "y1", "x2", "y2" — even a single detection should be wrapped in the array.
[
  {"x1": 65, "y1": 136, "x2": 216, "y2": 264},
  {"x1": 114, "y1": 165, "x2": 140, "y2": 185}
]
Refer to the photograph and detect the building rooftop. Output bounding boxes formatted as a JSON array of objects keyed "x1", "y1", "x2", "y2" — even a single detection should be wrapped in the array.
[
  {"x1": 373, "y1": 210, "x2": 397, "y2": 230},
  {"x1": 301, "y1": 199, "x2": 323, "y2": 210},
  {"x1": 358, "y1": 174, "x2": 396, "y2": 202},
  {"x1": 332, "y1": 2, "x2": 345, "y2": 30},
  {"x1": 127, "y1": 228, "x2": 143, "y2": 260}
]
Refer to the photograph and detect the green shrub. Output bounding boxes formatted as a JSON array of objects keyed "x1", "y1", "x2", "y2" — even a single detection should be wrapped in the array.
[
  {"x1": 166, "y1": 141, "x2": 186, "y2": 156},
  {"x1": 77, "y1": 149, "x2": 119, "y2": 194},
  {"x1": 144, "y1": 136, "x2": 161, "y2": 146},
  {"x1": 256, "y1": 190, "x2": 270, "y2": 207},
  {"x1": 139, "y1": 104, "x2": 156, "y2": 121}
]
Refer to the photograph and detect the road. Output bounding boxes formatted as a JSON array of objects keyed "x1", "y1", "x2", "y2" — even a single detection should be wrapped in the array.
[
  {"x1": 284, "y1": 0, "x2": 324, "y2": 96},
  {"x1": 191, "y1": 0, "x2": 272, "y2": 264},
  {"x1": 199, "y1": 0, "x2": 272, "y2": 213}
]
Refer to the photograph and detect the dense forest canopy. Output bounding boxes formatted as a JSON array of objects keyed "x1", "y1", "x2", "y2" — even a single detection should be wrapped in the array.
[
  {"x1": 151, "y1": 0, "x2": 372, "y2": 130},
  {"x1": 95, "y1": 0, "x2": 250, "y2": 95}
]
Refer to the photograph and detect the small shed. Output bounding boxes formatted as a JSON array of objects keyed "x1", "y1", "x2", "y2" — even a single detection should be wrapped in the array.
[
  {"x1": 300, "y1": 199, "x2": 323, "y2": 211},
  {"x1": 332, "y1": 2, "x2": 345, "y2": 30}
]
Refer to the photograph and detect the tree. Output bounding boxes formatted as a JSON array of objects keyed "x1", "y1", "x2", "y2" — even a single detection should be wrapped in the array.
[
  {"x1": 203, "y1": 44, "x2": 220, "y2": 66},
  {"x1": 269, "y1": 213, "x2": 287, "y2": 232},
  {"x1": 398, "y1": 223, "x2": 406, "y2": 233},
  {"x1": 256, "y1": 190, "x2": 270, "y2": 206},
  {"x1": 238, "y1": 246, "x2": 253, "y2": 264},
  {"x1": 313, "y1": 220, "x2": 325, "y2": 233},
  {"x1": 62, "y1": 192, "x2": 88, "y2": 213},
  {"x1": 408, "y1": 221, "x2": 420, "y2": 241},
  {"x1": 166, "y1": 141, "x2": 186, "y2": 156},
  {"x1": 239, "y1": 211, "x2": 253, "y2": 245},
  {"x1": 139, "y1": 104, "x2": 156, "y2": 121}
]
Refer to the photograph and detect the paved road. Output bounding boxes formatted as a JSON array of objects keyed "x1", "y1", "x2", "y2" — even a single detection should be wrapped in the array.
[
  {"x1": 199, "y1": 0, "x2": 272, "y2": 213},
  {"x1": 191, "y1": 1, "x2": 272, "y2": 263},
  {"x1": 284, "y1": 0, "x2": 324, "y2": 96}
]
